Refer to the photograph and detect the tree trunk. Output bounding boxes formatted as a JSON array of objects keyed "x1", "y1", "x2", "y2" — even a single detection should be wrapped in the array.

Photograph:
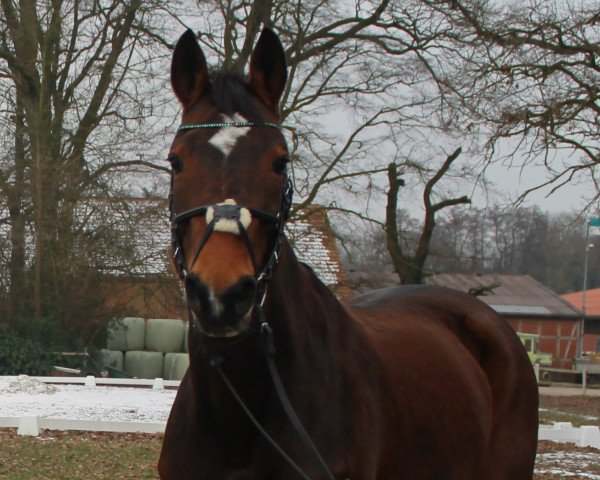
[
  {"x1": 7, "y1": 98, "x2": 27, "y2": 323},
  {"x1": 385, "y1": 149, "x2": 470, "y2": 285},
  {"x1": 385, "y1": 163, "x2": 422, "y2": 284}
]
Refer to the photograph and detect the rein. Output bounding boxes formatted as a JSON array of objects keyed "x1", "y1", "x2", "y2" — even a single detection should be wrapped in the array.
[
  {"x1": 212, "y1": 319, "x2": 337, "y2": 480},
  {"x1": 169, "y1": 121, "x2": 336, "y2": 480}
]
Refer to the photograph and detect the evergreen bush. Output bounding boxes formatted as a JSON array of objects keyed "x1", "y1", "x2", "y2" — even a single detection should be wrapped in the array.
[{"x1": 0, "y1": 328, "x2": 55, "y2": 375}]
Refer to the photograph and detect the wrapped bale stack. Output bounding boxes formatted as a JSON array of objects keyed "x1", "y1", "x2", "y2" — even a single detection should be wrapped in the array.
[{"x1": 98, "y1": 317, "x2": 190, "y2": 380}]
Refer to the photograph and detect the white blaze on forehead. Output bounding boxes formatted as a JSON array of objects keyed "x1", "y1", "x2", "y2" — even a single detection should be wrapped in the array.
[{"x1": 208, "y1": 113, "x2": 250, "y2": 157}]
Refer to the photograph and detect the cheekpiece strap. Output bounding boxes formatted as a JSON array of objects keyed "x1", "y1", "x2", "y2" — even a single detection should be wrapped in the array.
[{"x1": 178, "y1": 122, "x2": 281, "y2": 132}]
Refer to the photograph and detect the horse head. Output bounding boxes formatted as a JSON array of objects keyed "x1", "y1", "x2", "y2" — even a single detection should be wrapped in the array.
[{"x1": 168, "y1": 28, "x2": 290, "y2": 340}]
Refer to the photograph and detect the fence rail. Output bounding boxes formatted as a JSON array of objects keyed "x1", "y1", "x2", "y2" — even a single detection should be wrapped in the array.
[
  {"x1": 539, "y1": 422, "x2": 600, "y2": 449},
  {"x1": 534, "y1": 365, "x2": 599, "y2": 393},
  {"x1": 2, "y1": 414, "x2": 598, "y2": 450},
  {"x1": 0, "y1": 416, "x2": 165, "y2": 436},
  {"x1": 0, "y1": 374, "x2": 174, "y2": 436},
  {"x1": 1, "y1": 375, "x2": 598, "y2": 451},
  {"x1": 29, "y1": 375, "x2": 181, "y2": 389}
]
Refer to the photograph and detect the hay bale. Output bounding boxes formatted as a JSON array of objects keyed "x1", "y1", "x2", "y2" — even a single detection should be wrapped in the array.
[
  {"x1": 146, "y1": 319, "x2": 185, "y2": 353},
  {"x1": 107, "y1": 317, "x2": 145, "y2": 351},
  {"x1": 172, "y1": 353, "x2": 189, "y2": 380},
  {"x1": 183, "y1": 321, "x2": 189, "y2": 353},
  {"x1": 124, "y1": 351, "x2": 164, "y2": 379},
  {"x1": 164, "y1": 353, "x2": 189, "y2": 380},
  {"x1": 95, "y1": 349, "x2": 124, "y2": 371}
]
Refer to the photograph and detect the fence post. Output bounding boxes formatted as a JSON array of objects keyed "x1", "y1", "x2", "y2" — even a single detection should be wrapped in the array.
[
  {"x1": 153, "y1": 378, "x2": 164, "y2": 390},
  {"x1": 582, "y1": 368, "x2": 587, "y2": 395},
  {"x1": 85, "y1": 375, "x2": 96, "y2": 387},
  {"x1": 17, "y1": 416, "x2": 40, "y2": 436},
  {"x1": 534, "y1": 363, "x2": 540, "y2": 383}
]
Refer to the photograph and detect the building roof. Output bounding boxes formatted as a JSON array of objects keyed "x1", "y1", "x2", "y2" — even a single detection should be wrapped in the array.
[
  {"x1": 562, "y1": 288, "x2": 600, "y2": 316},
  {"x1": 285, "y1": 206, "x2": 347, "y2": 294},
  {"x1": 426, "y1": 273, "x2": 580, "y2": 318},
  {"x1": 0, "y1": 198, "x2": 345, "y2": 290}
]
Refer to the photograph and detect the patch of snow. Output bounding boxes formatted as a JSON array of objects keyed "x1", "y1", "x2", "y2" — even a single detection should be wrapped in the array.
[
  {"x1": 535, "y1": 452, "x2": 600, "y2": 479},
  {"x1": 0, "y1": 377, "x2": 175, "y2": 423},
  {"x1": 0, "y1": 375, "x2": 57, "y2": 395},
  {"x1": 289, "y1": 220, "x2": 339, "y2": 286}
]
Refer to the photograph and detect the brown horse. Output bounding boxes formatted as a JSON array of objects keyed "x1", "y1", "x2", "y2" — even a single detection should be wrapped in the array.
[{"x1": 158, "y1": 28, "x2": 538, "y2": 480}]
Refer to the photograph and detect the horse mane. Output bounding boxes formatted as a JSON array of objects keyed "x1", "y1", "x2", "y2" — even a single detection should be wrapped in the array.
[{"x1": 208, "y1": 71, "x2": 263, "y2": 122}]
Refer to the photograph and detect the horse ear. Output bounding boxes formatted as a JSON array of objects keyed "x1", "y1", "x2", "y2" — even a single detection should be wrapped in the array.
[
  {"x1": 171, "y1": 30, "x2": 209, "y2": 108},
  {"x1": 248, "y1": 28, "x2": 287, "y2": 111}
]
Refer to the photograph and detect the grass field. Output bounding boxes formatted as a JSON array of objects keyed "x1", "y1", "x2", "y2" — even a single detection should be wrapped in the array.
[
  {"x1": 539, "y1": 395, "x2": 600, "y2": 427},
  {"x1": 0, "y1": 395, "x2": 597, "y2": 479},
  {"x1": 0, "y1": 431, "x2": 162, "y2": 480}
]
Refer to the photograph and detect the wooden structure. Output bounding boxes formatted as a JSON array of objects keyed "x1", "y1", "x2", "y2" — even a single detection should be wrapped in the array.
[{"x1": 562, "y1": 288, "x2": 600, "y2": 353}]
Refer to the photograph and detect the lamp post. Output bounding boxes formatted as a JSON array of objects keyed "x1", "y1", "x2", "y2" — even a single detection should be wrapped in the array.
[
  {"x1": 579, "y1": 242, "x2": 593, "y2": 358},
  {"x1": 580, "y1": 217, "x2": 600, "y2": 357}
]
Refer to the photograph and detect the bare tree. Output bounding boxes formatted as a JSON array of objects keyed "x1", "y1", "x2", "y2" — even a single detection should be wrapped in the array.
[
  {"x1": 430, "y1": 204, "x2": 595, "y2": 294},
  {"x1": 385, "y1": 147, "x2": 471, "y2": 284},
  {"x1": 426, "y1": 0, "x2": 600, "y2": 204},
  {"x1": 180, "y1": 0, "x2": 476, "y2": 220},
  {"x1": 0, "y1": 1, "x2": 176, "y2": 324}
]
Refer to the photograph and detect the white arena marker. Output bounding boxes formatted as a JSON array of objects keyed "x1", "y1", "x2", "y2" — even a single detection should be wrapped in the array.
[
  {"x1": 153, "y1": 378, "x2": 164, "y2": 390},
  {"x1": 580, "y1": 426, "x2": 600, "y2": 448},
  {"x1": 208, "y1": 113, "x2": 250, "y2": 157},
  {"x1": 85, "y1": 375, "x2": 96, "y2": 387},
  {"x1": 18, "y1": 416, "x2": 40, "y2": 436}
]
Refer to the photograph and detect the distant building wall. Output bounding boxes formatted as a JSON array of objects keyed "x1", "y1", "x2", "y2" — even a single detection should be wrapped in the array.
[
  {"x1": 105, "y1": 276, "x2": 185, "y2": 320},
  {"x1": 561, "y1": 290, "x2": 600, "y2": 355},
  {"x1": 507, "y1": 316, "x2": 582, "y2": 368}
]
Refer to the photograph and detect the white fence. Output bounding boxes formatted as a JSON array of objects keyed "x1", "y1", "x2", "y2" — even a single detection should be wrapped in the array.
[
  {"x1": 1, "y1": 416, "x2": 165, "y2": 436},
  {"x1": 0, "y1": 375, "x2": 175, "y2": 436},
  {"x1": 539, "y1": 422, "x2": 600, "y2": 449},
  {"x1": 534, "y1": 364, "x2": 598, "y2": 393},
  {"x1": 30, "y1": 375, "x2": 181, "y2": 389}
]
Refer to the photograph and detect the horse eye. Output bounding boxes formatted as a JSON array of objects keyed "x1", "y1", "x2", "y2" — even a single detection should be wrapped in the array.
[
  {"x1": 272, "y1": 156, "x2": 289, "y2": 175},
  {"x1": 168, "y1": 155, "x2": 183, "y2": 174}
]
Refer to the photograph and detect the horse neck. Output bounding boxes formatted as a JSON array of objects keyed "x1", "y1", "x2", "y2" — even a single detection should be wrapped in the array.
[{"x1": 262, "y1": 237, "x2": 348, "y2": 364}]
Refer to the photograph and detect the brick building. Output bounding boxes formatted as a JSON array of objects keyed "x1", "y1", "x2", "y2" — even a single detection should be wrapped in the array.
[{"x1": 562, "y1": 288, "x2": 600, "y2": 353}]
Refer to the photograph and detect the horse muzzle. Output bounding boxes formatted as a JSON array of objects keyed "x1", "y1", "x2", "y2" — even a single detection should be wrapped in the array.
[{"x1": 184, "y1": 274, "x2": 257, "y2": 338}]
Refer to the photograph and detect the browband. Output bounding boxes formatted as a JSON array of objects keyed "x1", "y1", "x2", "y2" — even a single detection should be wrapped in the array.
[{"x1": 178, "y1": 121, "x2": 281, "y2": 132}]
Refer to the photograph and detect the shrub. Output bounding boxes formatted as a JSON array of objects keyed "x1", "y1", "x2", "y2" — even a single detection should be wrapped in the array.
[
  {"x1": 25, "y1": 316, "x2": 71, "y2": 352},
  {"x1": 0, "y1": 328, "x2": 55, "y2": 375}
]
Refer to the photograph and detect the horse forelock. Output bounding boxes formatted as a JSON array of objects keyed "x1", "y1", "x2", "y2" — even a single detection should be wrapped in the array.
[{"x1": 208, "y1": 72, "x2": 263, "y2": 122}]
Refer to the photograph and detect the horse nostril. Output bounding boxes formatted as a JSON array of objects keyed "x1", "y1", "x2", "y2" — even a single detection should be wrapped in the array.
[
  {"x1": 184, "y1": 275, "x2": 208, "y2": 314},
  {"x1": 223, "y1": 276, "x2": 257, "y2": 317}
]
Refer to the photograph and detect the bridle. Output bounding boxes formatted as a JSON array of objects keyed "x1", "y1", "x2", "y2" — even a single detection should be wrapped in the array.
[
  {"x1": 168, "y1": 120, "x2": 336, "y2": 480},
  {"x1": 168, "y1": 121, "x2": 293, "y2": 309}
]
